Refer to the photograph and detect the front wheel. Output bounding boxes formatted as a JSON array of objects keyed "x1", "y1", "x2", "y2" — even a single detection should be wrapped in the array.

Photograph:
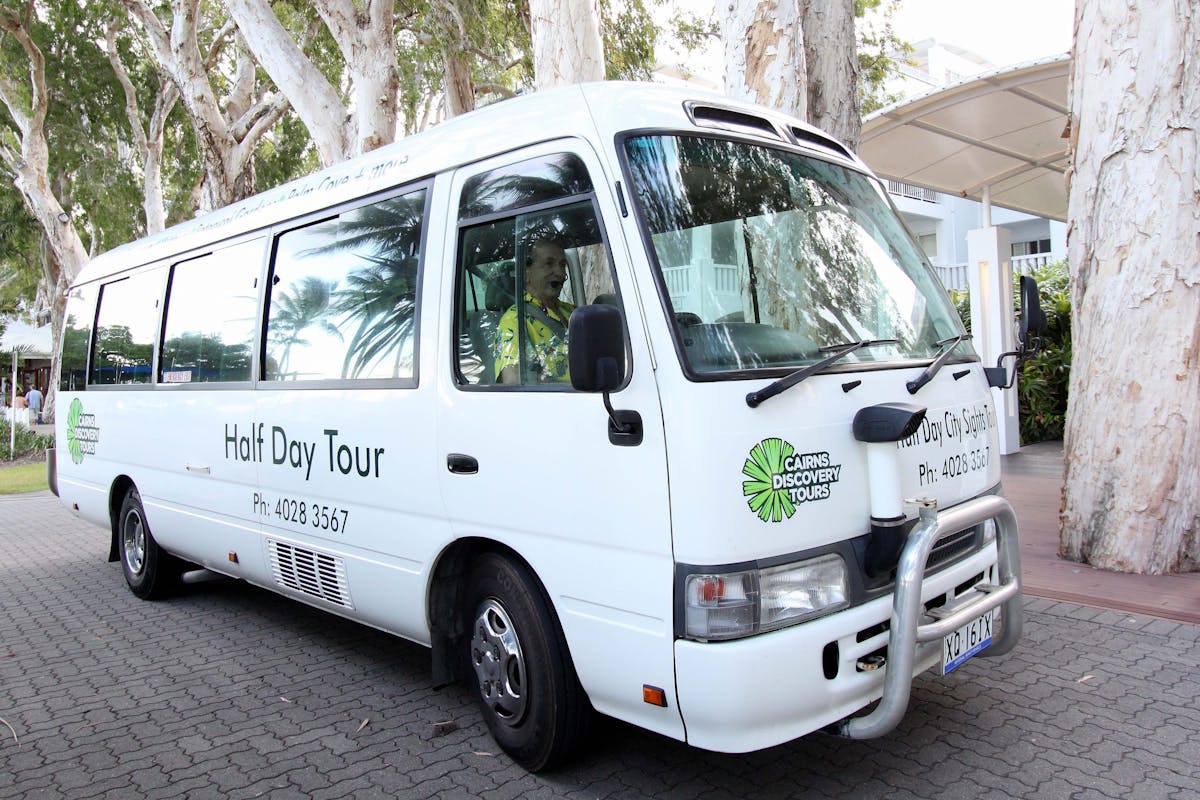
[
  {"x1": 118, "y1": 487, "x2": 180, "y2": 600},
  {"x1": 465, "y1": 553, "x2": 591, "y2": 771}
]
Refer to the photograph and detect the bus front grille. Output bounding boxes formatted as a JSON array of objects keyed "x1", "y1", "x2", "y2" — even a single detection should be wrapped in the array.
[{"x1": 266, "y1": 539, "x2": 353, "y2": 609}]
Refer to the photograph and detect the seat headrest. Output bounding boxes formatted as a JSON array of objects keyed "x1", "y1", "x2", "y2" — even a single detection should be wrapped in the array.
[{"x1": 485, "y1": 276, "x2": 514, "y2": 311}]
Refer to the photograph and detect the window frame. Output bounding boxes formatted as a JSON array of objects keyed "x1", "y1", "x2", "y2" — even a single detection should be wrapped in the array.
[
  {"x1": 157, "y1": 237, "x2": 266, "y2": 390},
  {"x1": 87, "y1": 265, "x2": 167, "y2": 390},
  {"x1": 451, "y1": 146, "x2": 626, "y2": 393},
  {"x1": 59, "y1": 282, "x2": 100, "y2": 392}
]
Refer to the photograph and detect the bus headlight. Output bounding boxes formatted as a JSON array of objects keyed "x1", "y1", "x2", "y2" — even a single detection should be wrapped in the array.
[{"x1": 684, "y1": 554, "x2": 849, "y2": 641}]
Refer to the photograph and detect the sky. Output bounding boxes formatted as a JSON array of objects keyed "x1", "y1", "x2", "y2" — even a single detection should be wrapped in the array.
[
  {"x1": 659, "y1": 0, "x2": 1076, "y2": 81},
  {"x1": 887, "y1": 0, "x2": 1075, "y2": 68}
]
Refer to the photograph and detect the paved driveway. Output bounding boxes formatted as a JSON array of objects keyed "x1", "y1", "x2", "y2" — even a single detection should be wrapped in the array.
[{"x1": 2, "y1": 493, "x2": 1197, "y2": 799}]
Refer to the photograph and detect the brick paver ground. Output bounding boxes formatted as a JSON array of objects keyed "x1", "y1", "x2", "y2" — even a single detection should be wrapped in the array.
[{"x1": 2, "y1": 492, "x2": 1198, "y2": 799}]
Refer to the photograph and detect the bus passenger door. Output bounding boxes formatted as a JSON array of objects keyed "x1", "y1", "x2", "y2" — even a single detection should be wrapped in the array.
[
  {"x1": 437, "y1": 143, "x2": 683, "y2": 741},
  {"x1": 147, "y1": 239, "x2": 265, "y2": 565}
]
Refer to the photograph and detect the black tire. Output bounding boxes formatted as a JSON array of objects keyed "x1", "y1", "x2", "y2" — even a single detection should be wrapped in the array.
[
  {"x1": 117, "y1": 487, "x2": 179, "y2": 600},
  {"x1": 465, "y1": 553, "x2": 591, "y2": 772}
]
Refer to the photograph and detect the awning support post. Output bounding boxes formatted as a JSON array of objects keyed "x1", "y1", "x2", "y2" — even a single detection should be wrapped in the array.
[{"x1": 966, "y1": 223, "x2": 1020, "y2": 455}]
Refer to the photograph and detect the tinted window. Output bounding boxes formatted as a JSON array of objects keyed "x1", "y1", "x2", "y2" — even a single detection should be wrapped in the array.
[
  {"x1": 160, "y1": 239, "x2": 263, "y2": 383},
  {"x1": 459, "y1": 153, "x2": 593, "y2": 220},
  {"x1": 91, "y1": 270, "x2": 162, "y2": 385},
  {"x1": 625, "y1": 135, "x2": 966, "y2": 376},
  {"x1": 264, "y1": 189, "x2": 426, "y2": 383},
  {"x1": 456, "y1": 198, "x2": 619, "y2": 387},
  {"x1": 60, "y1": 284, "x2": 97, "y2": 391}
]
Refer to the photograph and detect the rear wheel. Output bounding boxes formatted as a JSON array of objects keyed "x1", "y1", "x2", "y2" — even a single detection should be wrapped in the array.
[
  {"x1": 118, "y1": 487, "x2": 179, "y2": 600},
  {"x1": 465, "y1": 553, "x2": 590, "y2": 771}
]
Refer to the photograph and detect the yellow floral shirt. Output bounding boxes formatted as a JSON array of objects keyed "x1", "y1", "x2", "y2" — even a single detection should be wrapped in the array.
[{"x1": 494, "y1": 293, "x2": 575, "y2": 382}]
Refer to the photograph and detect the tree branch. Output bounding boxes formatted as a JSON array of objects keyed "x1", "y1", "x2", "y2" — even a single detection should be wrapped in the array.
[
  {"x1": 104, "y1": 21, "x2": 150, "y2": 156},
  {"x1": 314, "y1": 0, "x2": 359, "y2": 65},
  {"x1": 205, "y1": 18, "x2": 238, "y2": 71},
  {"x1": 121, "y1": 0, "x2": 173, "y2": 64},
  {"x1": 0, "y1": 5, "x2": 46, "y2": 139},
  {"x1": 233, "y1": 91, "x2": 290, "y2": 145},
  {"x1": 476, "y1": 82, "x2": 517, "y2": 99}
]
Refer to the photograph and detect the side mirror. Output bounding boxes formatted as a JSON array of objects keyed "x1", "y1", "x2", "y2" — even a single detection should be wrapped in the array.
[
  {"x1": 986, "y1": 275, "x2": 1049, "y2": 389},
  {"x1": 1018, "y1": 275, "x2": 1048, "y2": 351},
  {"x1": 569, "y1": 304, "x2": 626, "y2": 392},
  {"x1": 568, "y1": 304, "x2": 641, "y2": 446}
]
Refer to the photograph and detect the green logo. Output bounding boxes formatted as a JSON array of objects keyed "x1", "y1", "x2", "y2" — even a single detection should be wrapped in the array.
[
  {"x1": 742, "y1": 438, "x2": 842, "y2": 522},
  {"x1": 65, "y1": 398, "x2": 99, "y2": 463}
]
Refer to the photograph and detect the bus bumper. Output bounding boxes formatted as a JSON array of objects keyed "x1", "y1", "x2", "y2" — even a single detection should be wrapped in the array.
[{"x1": 673, "y1": 494, "x2": 1021, "y2": 753}]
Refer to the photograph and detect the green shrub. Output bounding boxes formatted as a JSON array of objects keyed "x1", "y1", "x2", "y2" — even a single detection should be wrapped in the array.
[
  {"x1": 0, "y1": 420, "x2": 54, "y2": 460},
  {"x1": 948, "y1": 260, "x2": 1071, "y2": 444}
]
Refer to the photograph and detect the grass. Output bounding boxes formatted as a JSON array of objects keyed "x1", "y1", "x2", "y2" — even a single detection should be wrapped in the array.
[{"x1": 0, "y1": 460, "x2": 48, "y2": 494}]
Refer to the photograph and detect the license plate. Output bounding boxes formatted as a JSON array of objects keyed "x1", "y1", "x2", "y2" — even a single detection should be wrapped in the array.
[{"x1": 940, "y1": 609, "x2": 994, "y2": 674}]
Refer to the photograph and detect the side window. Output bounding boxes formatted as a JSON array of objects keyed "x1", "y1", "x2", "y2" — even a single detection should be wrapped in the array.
[
  {"x1": 91, "y1": 270, "x2": 162, "y2": 385},
  {"x1": 160, "y1": 239, "x2": 262, "y2": 384},
  {"x1": 264, "y1": 188, "x2": 426, "y2": 383},
  {"x1": 455, "y1": 156, "x2": 620, "y2": 388},
  {"x1": 60, "y1": 284, "x2": 97, "y2": 391}
]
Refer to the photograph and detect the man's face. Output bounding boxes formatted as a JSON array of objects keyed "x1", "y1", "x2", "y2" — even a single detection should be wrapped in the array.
[{"x1": 526, "y1": 242, "x2": 567, "y2": 304}]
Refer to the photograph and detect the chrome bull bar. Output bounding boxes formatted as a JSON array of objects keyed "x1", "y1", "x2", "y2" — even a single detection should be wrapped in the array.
[{"x1": 838, "y1": 493, "x2": 1022, "y2": 739}]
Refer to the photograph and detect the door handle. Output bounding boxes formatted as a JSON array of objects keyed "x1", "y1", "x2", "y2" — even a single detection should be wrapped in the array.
[
  {"x1": 185, "y1": 463, "x2": 211, "y2": 475},
  {"x1": 446, "y1": 453, "x2": 478, "y2": 474}
]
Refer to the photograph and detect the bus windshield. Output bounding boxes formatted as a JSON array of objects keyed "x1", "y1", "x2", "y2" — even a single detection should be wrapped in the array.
[{"x1": 623, "y1": 134, "x2": 968, "y2": 376}]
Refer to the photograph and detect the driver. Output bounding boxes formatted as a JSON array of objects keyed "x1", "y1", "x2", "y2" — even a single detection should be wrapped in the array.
[{"x1": 494, "y1": 239, "x2": 574, "y2": 384}]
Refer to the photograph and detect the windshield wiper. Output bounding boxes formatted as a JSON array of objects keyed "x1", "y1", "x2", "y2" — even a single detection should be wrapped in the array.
[
  {"x1": 746, "y1": 339, "x2": 899, "y2": 408},
  {"x1": 906, "y1": 334, "x2": 968, "y2": 395}
]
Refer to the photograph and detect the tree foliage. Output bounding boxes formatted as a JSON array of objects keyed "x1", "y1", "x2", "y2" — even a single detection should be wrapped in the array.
[{"x1": 855, "y1": 0, "x2": 913, "y2": 114}]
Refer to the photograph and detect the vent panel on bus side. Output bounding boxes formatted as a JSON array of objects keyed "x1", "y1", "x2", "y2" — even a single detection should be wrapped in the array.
[{"x1": 266, "y1": 539, "x2": 353, "y2": 609}]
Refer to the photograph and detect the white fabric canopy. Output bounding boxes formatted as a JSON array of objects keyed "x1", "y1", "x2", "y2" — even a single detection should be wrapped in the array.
[{"x1": 860, "y1": 55, "x2": 1070, "y2": 222}]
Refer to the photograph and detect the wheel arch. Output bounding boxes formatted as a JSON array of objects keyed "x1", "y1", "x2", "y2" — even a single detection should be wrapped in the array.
[
  {"x1": 426, "y1": 536, "x2": 562, "y2": 687},
  {"x1": 107, "y1": 474, "x2": 137, "y2": 563}
]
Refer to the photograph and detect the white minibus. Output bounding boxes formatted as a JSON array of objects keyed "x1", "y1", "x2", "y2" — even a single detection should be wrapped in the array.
[{"x1": 51, "y1": 82, "x2": 1034, "y2": 771}]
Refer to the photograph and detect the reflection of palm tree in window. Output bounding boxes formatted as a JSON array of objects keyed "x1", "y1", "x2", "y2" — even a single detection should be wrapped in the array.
[
  {"x1": 270, "y1": 276, "x2": 342, "y2": 378},
  {"x1": 333, "y1": 254, "x2": 417, "y2": 378},
  {"x1": 459, "y1": 156, "x2": 590, "y2": 219},
  {"x1": 298, "y1": 194, "x2": 425, "y2": 380}
]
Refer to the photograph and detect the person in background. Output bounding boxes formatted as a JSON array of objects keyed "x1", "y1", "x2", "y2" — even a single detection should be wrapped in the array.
[{"x1": 26, "y1": 385, "x2": 43, "y2": 424}]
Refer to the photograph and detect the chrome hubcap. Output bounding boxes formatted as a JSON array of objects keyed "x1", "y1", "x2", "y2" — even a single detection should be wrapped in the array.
[
  {"x1": 470, "y1": 598, "x2": 527, "y2": 726},
  {"x1": 122, "y1": 510, "x2": 146, "y2": 576}
]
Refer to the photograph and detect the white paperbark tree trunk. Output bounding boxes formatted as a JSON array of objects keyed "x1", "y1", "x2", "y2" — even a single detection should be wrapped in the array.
[
  {"x1": 720, "y1": 0, "x2": 806, "y2": 118},
  {"x1": 1061, "y1": 0, "x2": 1200, "y2": 574},
  {"x1": 800, "y1": 0, "x2": 860, "y2": 150},
  {"x1": 0, "y1": 8, "x2": 90, "y2": 423},
  {"x1": 104, "y1": 21, "x2": 177, "y2": 234},
  {"x1": 313, "y1": 0, "x2": 398, "y2": 154},
  {"x1": 123, "y1": 0, "x2": 290, "y2": 210},
  {"x1": 0, "y1": 15, "x2": 89, "y2": 281},
  {"x1": 225, "y1": 0, "x2": 398, "y2": 164},
  {"x1": 530, "y1": 0, "x2": 604, "y2": 90},
  {"x1": 720, "y1": 0, "x2": 859, "y2": 145},
  {"x1": 437, "y1": 0, "x2": 477, "y2": 117},
  {"x1": 222, "y1": 0, "x2": 350, "y2": 165}
]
